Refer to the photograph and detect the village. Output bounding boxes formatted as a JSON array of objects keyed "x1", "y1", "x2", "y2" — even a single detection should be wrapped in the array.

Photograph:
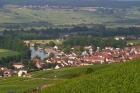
[{"x1": 0, "y1": 39, "x2": 140, "y2": 78}]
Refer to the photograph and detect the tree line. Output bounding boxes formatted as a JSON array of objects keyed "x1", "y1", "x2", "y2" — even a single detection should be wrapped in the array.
[
  {"x1": 3, "y1": 25, "x2": 140, "y2": 40},
  {"x1": 0, "y1": 36, "x2": 30, "y2": 67}
]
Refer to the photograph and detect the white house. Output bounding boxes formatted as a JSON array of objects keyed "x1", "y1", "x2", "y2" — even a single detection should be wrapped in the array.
[
  {"x1": 18, "y1": 70, "x2": 27, "y2": 77},
  {"x1": 13, "y1": 63, "x2": 24, "y2": 69}
]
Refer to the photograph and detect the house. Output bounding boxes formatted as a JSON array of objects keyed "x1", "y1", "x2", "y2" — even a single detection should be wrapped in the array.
[
  {"x1": 18, "y1": 70, "x2": 28, "y2": 77},
  {"x1": 55, "y1": 65, "x2": 60, "y2": 69},
  {"x1": 0, "y1": 67, "x2": 12, "y2": 77},
  {"x1": 114, "y1": 36, "x2": 125, "y2": 40},
  {"x1": 33, "y1": 58, "x2": 46, "y2": 69},
  {"x1": 54, "y1": 46, "x2": 58, "y2": 50},
  {"x1": 13, "y1": 63, "x2": 24, "y2": 69},
  {"x1": 3, "y1": 69, "x2": 12, "y2": 77}
]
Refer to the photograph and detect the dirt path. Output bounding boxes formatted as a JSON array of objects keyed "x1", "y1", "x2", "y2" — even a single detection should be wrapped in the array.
[{"x1": 23, "y1": 77, "x2": 64, "y2": 93}]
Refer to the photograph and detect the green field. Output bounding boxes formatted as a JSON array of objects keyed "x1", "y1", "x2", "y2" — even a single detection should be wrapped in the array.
[
  {"x1": 127, "y1": 40, "x2": 140, "y2": 45},
  {"x1": 0, "y1": 5, "x2": 140, "y2": 30},
  {"x1": 29, "y1": 40, "x2": 62, "y2": 45},
  {"x1": 0, "y1": 5, "x2": 117, "y2": 25},
  {"x1": 0, "y1": 64, "x2": 108, "y2": 93},
  {"x1": 0, "y1": 77, "x2": 61, "y2": 93},
  {"x1": 1, "y1": 58, "x2": 140, "y2": 93},
  {"x1": 0, "y1": 49, "x2": 20, "y2": 58},
  {"x1": 38, "y1": 58, "x2": 140, "y2": 93}
]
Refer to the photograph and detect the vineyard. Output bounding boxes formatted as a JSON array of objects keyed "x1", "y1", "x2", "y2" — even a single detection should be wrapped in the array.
[
  {"x1": 0, "y1": 57, "x2": 140, "y2": 93},
  {"x1": 0, "y1": 64, "x2": 108, "y2": 93},
  {"x1": 0, "y1": 77, "x2": 59, "y2": 93},
  {"x1": 39, "y1": 58, "x2": 140, "y2": 93}
]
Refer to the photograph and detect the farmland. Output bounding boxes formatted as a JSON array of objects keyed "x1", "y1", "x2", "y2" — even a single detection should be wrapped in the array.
[
  {"x1": 0, "y1": 64, "x2": 108, "y2": 93},
  {"x1": 128, "y1": 40, "x2": 140, "y2": 45},
  {"x1": 0, "y1": 5, "x2": 117, "y2": 25},
  {"x1": 0, "y1": 49, "x2": 20, "y2": 58},
  {"x1": 1, "y1": 5, "x2": 140, "y2": 30},
  {"x1": 0, "y1": 77, "x2": 61, "y2": 93},
  {"x1": 1, "y1": 58, "x2": 140, "y2": 93},
  {"x1": 39, "y1": 58, "x2": 140, "y2": 93}
]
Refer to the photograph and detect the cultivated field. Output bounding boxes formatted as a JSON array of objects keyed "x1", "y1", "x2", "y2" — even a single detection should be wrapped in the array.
[
  {"x1": 0, "y1": 49, "x2": 20, "y2": 58},
  {"x1": 0, "y1": 64, "x2": 108, "y2": 93},
  {"x1": 1, "y1": 5, "x2": 140, "y2": 30},
  {"x1": 0, "y1": 5, "x2": 116, "y2": 25},
  {"x1": 39, "y1": 58, "x2": 140, "y2": 93},
  {"x1": 1, "y1": 56, "x2": 140, "y2": 93}
]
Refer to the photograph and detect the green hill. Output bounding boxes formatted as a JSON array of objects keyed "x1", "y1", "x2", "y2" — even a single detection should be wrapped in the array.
[
  {"x1": 1, "y1": 58, "x2": 140, "y2": 93},
  {"x1": 0, "y1": 63, "x2": 108, "y2": 93},
  {"x1": 0, "y1": 49, "x2": 20, "y2": 58},
  {"x1": 39, "y1": 58, "x2": 140, "y2": 93},
  {"x1": 0, "y1": 49, "x2": 21, "y2": 66}
]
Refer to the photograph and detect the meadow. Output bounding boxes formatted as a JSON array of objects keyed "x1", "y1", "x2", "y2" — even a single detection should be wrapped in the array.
[
  {"x1": 0, "y1": 49, "x2": 20, "y2": 58},
  {"x1": 28, "y1": 40, "x2": 62, "y2": 46}
]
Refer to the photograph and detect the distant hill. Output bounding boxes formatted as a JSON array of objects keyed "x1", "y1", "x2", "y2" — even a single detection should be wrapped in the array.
[{"x1": 0, "y1": 0, "x2": 140, "y2": 8}]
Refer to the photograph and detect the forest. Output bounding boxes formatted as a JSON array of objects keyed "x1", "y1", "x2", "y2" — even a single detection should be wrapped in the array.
[{"x1": 0, "y1": 36, "x2": 30, "y2": 67}]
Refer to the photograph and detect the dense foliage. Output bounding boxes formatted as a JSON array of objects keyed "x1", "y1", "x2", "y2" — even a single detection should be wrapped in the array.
[
  {"x1": 0, "y1": 49, "x2": 20, "y2": 67},
  {"x1": 3, "y1": 26, "x2": 140, "y2": 40},
  {"x1": 63, "y1": 36, "x2": 126, "y2": 48},
  {"x1": 0, "y1": 36, "x2": 30, "y2": 66}
]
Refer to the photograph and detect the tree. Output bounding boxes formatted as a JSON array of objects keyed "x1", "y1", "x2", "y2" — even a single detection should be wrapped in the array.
[{"x1": 48, "y1": 41, "x2": 56, "y2": 47}]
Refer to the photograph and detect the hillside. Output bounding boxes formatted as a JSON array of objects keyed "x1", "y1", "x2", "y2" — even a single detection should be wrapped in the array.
[
  {"x1": 1, "y1": 56, "x2": 140, "y2": 93},
  {"x1": 0, "y1": 64, "x2": 108, "y2": 93},
  {"x1": 0, "y1": 49, "x2": 20, "y2": 58},
  {"x1": 0, "y1": 49, "x2": 21, "y2": 66},
  {"x1": 39, "y1": 58, "x2": 140, "y2": 93}
]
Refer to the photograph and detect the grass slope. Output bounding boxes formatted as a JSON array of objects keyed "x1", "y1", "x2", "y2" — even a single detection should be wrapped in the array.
[
  {"x1": 0, "y1": 49, "x2": 20, "y2": 58},
  {"x1": 32, "y1": 64, "x2": 108, "y2": 79},
  {"x1": 0, "y1": 64, "x2": 108, "y2": 93},
  {"x1": 0, "y1": 77, "x2": 59, "y2": 93},
  {"x1": 39, "y1": 58, "x2": 140, "y2": 93}
]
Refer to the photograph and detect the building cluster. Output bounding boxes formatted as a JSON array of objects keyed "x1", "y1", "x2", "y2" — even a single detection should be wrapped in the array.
[
  {"x1": 45, "y1": 46, "x2": 140, "y2": 69},
  {"x1": 0, "y1": 63, "x2": 31, "y2": 78},
  {"x1": 24, "y1": 40, "x2": 140, "y2": 69},
  {"x1": 1, "y1": 43, "x2": 140, "y2": 78}
]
